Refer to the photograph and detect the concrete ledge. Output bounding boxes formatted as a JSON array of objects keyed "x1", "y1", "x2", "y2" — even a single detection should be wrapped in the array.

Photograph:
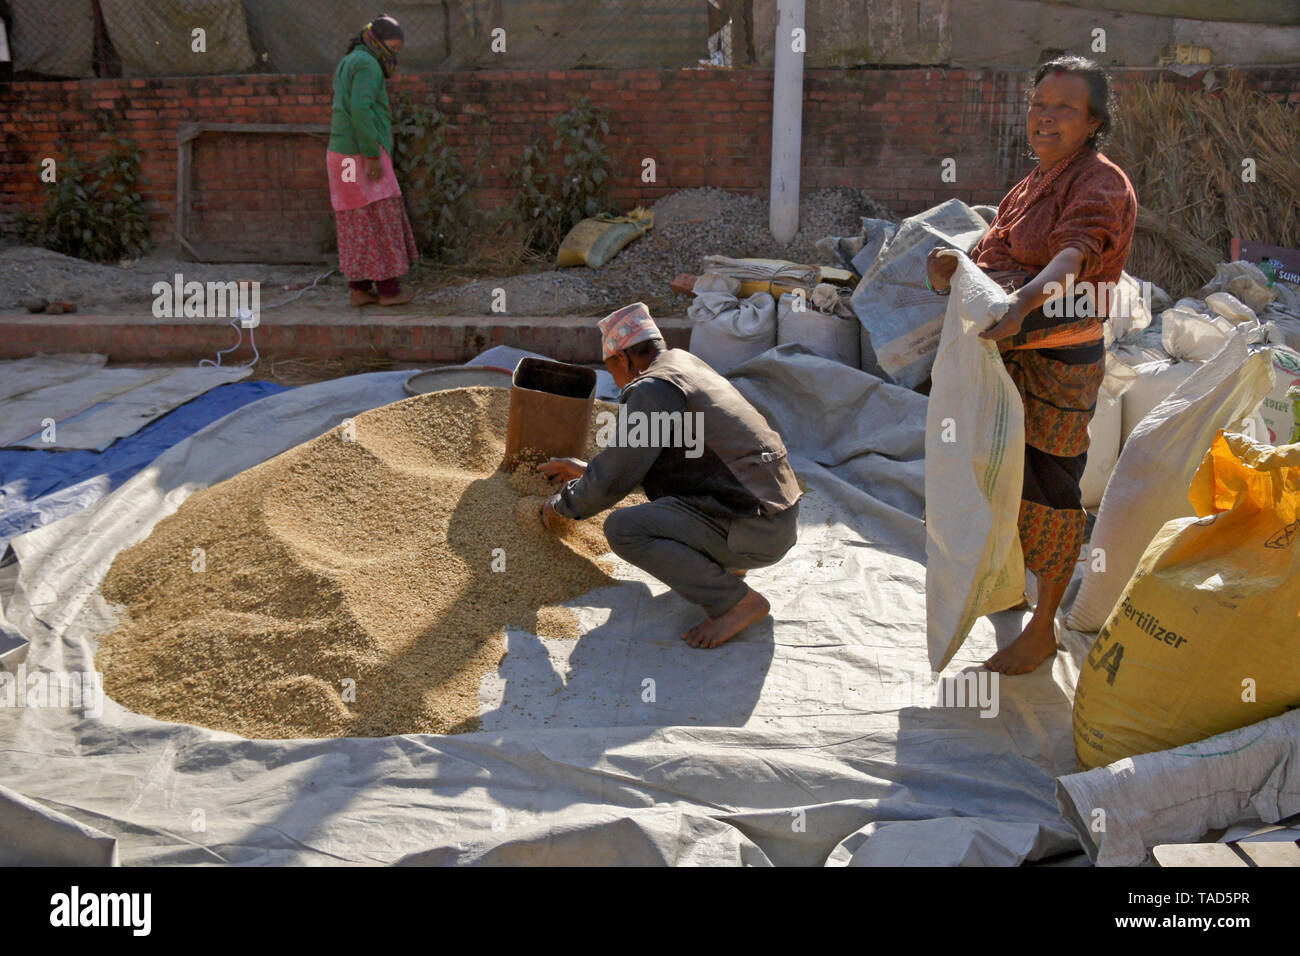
[{"x1": 0, "y1": 312, "x2": 694, "y2": 365}]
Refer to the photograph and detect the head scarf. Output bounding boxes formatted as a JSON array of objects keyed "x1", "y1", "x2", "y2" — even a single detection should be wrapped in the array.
[
  {"x1": 361, "y1": 21, "x2": 399, "y2": 77},
  {"x1": 599, "y1": 302, "x2": 662, "y2": 360}
]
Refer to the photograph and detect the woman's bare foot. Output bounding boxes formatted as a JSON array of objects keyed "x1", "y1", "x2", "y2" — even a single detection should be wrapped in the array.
[
  {"x1": 350, "y1": 289, "x2": 379, "y2": 306},
  {"x1": 986, "y1": 574, "x2": 1067, "y2": 674},
  {"x1": 378, "y1": 291, "x2": 414, "y2": 306},
  {"x1": 681, "y1": 588, "x2": 770, "y2": 649},
  {"x1": 985, "y1": 615, "x2": 1057, "y2": 674}
]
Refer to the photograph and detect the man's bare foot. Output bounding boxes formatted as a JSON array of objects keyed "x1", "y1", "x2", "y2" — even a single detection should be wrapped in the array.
[
  {"x1": 350, "y1": 289, "x2": 379, "y2": 306},
  {"x1": 378, "y1": 291, "x2": 414, "y2": 306},
  {"x1": 985, "y1": 615, "x2": 1057, "y2": 674},
  {"x1": 681, "y1": 588, "x2": 770, "y2": 649},
  {"x1": 728, "y1": 568, "x2": 747, "y2": 578}
]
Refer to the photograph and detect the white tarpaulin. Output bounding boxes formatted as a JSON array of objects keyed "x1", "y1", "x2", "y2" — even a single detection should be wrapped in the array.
[
  {"x1": 0, "y1": 353, "x2": 108, "y2": 402},
  {"x1": 0, "y1": 357, "x2": 249, "y2": 450},
  {"x1": 0, "y1": 348, "x2": 1114, "y2": 866}
]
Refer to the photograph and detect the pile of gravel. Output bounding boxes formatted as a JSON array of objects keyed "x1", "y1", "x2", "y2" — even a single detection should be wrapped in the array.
[
  {"x1": 590, "y1": 187, "x2": 895, "y2": 311},
  {"x1": 421, "y1": 187, "x2": 895, "y2": 317},
  {"x1": 423, "y1": 269, "x2": 602, "y2": 317}
]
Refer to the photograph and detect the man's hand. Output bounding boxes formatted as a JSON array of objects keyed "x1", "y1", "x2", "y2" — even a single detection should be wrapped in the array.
[
  {"x1": 365, "y1": 156, "x2": 384, "y2": 180},
  {"x1": 925, "y1": 246, "x2": 958, "y2": 293},
  {"x1": 537, "y1": 457, "x2": 586, "y2": 485},
  {"x1": 539, "y1": 495, "x2": 566, "y2": 535},
  {"x1": 979, "y1": 293, "x2": 1029, "y2": 343}
]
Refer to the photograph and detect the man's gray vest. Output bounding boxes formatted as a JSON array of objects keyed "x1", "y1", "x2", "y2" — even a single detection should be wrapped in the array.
[{"x1": 630, "y1": 349, "x2": 801, "y2": 517}]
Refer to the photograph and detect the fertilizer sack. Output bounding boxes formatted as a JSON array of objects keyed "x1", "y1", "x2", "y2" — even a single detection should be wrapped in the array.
[
  {"x1": 925, "y1": 252, "x2": 1026, "y2": 671},
  {"x1": 1067, "y1": 332, "x2": 1275, "y2": 633},
  {"x1": 1257, "y1": 343, "x2": 1300, "y2": 444},
  {"x1": 1119, "y1": 359, "x2": 1199, "y2": 445},
  {"x1": 1073, "y1": 433, "x2": 1300, "y2": 770}
]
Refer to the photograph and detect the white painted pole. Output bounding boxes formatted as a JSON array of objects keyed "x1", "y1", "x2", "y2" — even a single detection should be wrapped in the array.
[{"x1": 769, "y1": 0, "x2": 805, "y2": 245}]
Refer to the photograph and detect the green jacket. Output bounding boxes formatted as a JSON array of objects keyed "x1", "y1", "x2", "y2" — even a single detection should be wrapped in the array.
[{"x1": 328, "y1": 46, "x2": 392, "y2": 158}]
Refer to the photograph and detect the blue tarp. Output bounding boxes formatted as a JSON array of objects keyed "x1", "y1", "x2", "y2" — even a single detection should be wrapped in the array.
[{"x1": 0, "y1": 382, "x2": 288, "y2": 555}]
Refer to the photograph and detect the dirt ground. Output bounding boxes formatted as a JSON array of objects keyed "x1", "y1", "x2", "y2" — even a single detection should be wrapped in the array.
[
  {"x1": 1, "y1": 187, "x2": 892, "y2": 319},
  {"x1": 5, "y1": 185, "x2": 893, "y2": 389}
]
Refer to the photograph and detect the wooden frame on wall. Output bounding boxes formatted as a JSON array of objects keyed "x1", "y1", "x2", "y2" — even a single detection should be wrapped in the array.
[{"x1": 175, "y1": 121, "x2": 332, "y2": 263}]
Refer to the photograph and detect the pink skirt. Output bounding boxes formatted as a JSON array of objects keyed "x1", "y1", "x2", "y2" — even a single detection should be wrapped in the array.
[{"x1": 334, "y1": 195, "x2": 419, "y2": 282}]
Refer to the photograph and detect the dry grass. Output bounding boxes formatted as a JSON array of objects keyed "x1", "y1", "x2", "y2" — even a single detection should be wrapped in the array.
[
  {"x1": 251, "y1": 355, "x2": 397, "y2": 387},
  {"x1": 405, "y1": 225, "x2": 541, "y2": 298},
  {"x1": 1108, "y1": 77, "x2": 1300, "y2": 298}
]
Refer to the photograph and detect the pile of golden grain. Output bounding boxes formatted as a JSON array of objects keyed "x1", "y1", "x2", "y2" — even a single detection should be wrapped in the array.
[{"x1": 96, "y1": 387, "x2": 630, "y2": 739}]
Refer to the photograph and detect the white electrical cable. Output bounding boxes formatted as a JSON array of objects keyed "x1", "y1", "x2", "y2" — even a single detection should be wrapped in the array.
[
  {"x1": 198, "y1": 316, "x2": 260, "y2": 371},
  {"x1": 198, "y1": 268, "x2": 336, "y2": 371},
  {"x1": 260, "y1": 267, "x2": 336, "y2": 312}
]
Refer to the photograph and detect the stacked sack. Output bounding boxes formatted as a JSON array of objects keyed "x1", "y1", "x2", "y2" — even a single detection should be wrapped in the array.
[
  {"x1": 1073, "y1": 432, "x2": 1300, "y2": 769},
  {"x1": 1091, "y1": 261, "x2": 1300, "y2": 514},
  {"x1": 1065, "y1": 271, "x2": 1300, "y2": 770},
  {"x1": 686, "y1": 256, "x2": 861, "y2": 374},
  {"x1": 686, "y1": 271, "x2": 777, "y2": 374}
]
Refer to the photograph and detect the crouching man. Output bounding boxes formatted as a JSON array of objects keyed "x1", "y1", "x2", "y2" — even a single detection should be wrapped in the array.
[{"x1": 538, "y1": 302, "x2": 802, "y2": 649}]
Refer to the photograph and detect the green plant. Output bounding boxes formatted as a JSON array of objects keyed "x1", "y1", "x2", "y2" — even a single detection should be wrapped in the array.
[
  {"x1": 390, "y1": 92, "x2": 479, "y2": 261},
  {"x1": 16, "y1": 125, "x2": 151, "y2": 263},
  {"x1": 507, "y1": 96, "x2": 612, "y2": 255}
]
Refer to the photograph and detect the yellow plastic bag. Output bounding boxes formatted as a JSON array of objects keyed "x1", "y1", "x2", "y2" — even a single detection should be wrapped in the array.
[{"x1": 1073, "y1": 431, "x2": 1300, "y2": 769}]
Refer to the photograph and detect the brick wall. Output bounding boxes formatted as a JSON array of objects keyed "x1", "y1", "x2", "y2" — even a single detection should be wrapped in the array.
[
  {"x1": 185, "y1": 129, "x2": 335, "y2": 259},
  {"x1": 1, "y1": 66, "x2": 1297, "y2": 252}
]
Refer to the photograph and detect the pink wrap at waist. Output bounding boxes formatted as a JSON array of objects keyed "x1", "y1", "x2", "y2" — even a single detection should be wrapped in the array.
[{"x1": 326, "y1": 147, "x2": 401, "y2": 211}]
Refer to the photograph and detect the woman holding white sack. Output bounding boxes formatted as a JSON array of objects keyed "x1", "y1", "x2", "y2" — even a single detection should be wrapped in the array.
[{"x1": 925, "y1": 55, "x2": 1137, "y2": 675}]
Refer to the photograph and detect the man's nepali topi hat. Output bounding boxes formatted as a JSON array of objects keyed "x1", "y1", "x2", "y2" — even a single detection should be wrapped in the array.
[{"x1": 598, "y1": 302, "x2": 662, "y2": 360}]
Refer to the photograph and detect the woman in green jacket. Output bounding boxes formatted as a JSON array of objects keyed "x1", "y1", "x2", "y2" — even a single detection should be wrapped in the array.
[{"x1": 327, "y1": 15, "x2": 417, "y2": 306}]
